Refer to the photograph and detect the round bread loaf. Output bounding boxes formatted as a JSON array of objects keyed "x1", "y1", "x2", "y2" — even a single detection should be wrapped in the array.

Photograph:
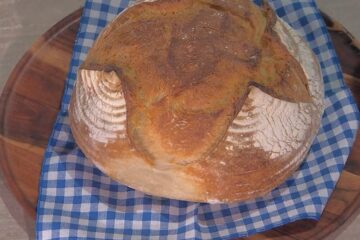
[{"x1": 69, "y1": 0, "x2": 324, "y2": 203}]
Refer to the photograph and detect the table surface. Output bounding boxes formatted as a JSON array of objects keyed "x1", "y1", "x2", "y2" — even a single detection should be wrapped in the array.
[{"x1": 0, "y1": 1, "x2": 359, "y2": 239}]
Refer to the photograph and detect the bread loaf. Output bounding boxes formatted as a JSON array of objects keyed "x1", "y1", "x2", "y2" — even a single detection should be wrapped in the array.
[{"x1": 69, "y1": 0, "x2": 324, "y2": 203}]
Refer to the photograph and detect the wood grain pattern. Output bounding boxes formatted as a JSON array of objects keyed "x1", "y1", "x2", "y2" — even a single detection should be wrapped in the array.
[
  {"x1": 0, "y1": 8, "x2": 359, "y2": 239},
  {"x1": 0, "y1": 8, "x2": 82, "y2": 224}
]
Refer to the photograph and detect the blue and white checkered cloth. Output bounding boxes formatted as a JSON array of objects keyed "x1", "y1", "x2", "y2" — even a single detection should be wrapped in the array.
[{"x1": 36, "y1": 0, "x2": 360, "y2": 239}]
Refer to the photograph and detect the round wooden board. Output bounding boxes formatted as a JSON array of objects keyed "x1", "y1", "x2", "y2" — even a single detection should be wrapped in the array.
[{"x1": 0, "y1": 8, "x2": 359, "y2": 239}]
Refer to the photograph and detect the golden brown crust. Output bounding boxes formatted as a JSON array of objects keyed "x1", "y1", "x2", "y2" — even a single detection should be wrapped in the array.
[
  {"x1": 81, "y1": 0, "x2": 311, "y2": 167},
  {"x1": 69, "y1": 0, "x2": 322, "y2": 202}
]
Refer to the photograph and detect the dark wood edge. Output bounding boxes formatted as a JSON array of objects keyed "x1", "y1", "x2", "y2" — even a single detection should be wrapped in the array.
[
  {"x1": 271, "y1": 12, "x2": 360, "y2": 240},
  {"x1": 0, "y1": 8, "x2": 83, "y2": 220},
  {"x1": 321, "y1": 11, "x2": 360, "y2": 50},
  {"x1": 0, "y1": 7, "x2": 359, "y2": 240},
  {"x1": 318, "y1": 12, "x2": 360, "y2": 240},
  {"x1": 326, "y1": 203, "x2": 360, "y2": 240},
  {"x1": 320, "y1": 11, "x2": 360, "y2": 80}
]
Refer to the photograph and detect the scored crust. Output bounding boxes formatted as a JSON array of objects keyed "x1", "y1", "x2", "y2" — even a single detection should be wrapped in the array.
[{"x1": 69, "y1": 0, "x2": 324, "y2": 202}]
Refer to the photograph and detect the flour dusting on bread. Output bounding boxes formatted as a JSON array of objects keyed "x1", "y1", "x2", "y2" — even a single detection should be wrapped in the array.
[
  {"x1": 69, "y1": 0, "x2": 324, "y2": 203},
  {"x1": 72, "y1": 69, "x2": 127, "y2": 143},
  {"x1": 226, "y1": 19, "x2": 323, "y2": 159}
]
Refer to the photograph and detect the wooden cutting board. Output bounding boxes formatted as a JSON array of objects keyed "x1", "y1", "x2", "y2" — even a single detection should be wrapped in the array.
[{"x1": 0, "y1": 8, "x2": 359, "y2": 239}]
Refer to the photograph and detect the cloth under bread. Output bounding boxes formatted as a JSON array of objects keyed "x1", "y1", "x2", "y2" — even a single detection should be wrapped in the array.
[{"x1": 36, "y1": 0, "x2": 360, "y2": 239}]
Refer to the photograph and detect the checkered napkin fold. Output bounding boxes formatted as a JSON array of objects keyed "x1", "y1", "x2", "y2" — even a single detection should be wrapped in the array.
[{"x1": 36, "y1": 0, "x2": 360, "y2": 239}]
